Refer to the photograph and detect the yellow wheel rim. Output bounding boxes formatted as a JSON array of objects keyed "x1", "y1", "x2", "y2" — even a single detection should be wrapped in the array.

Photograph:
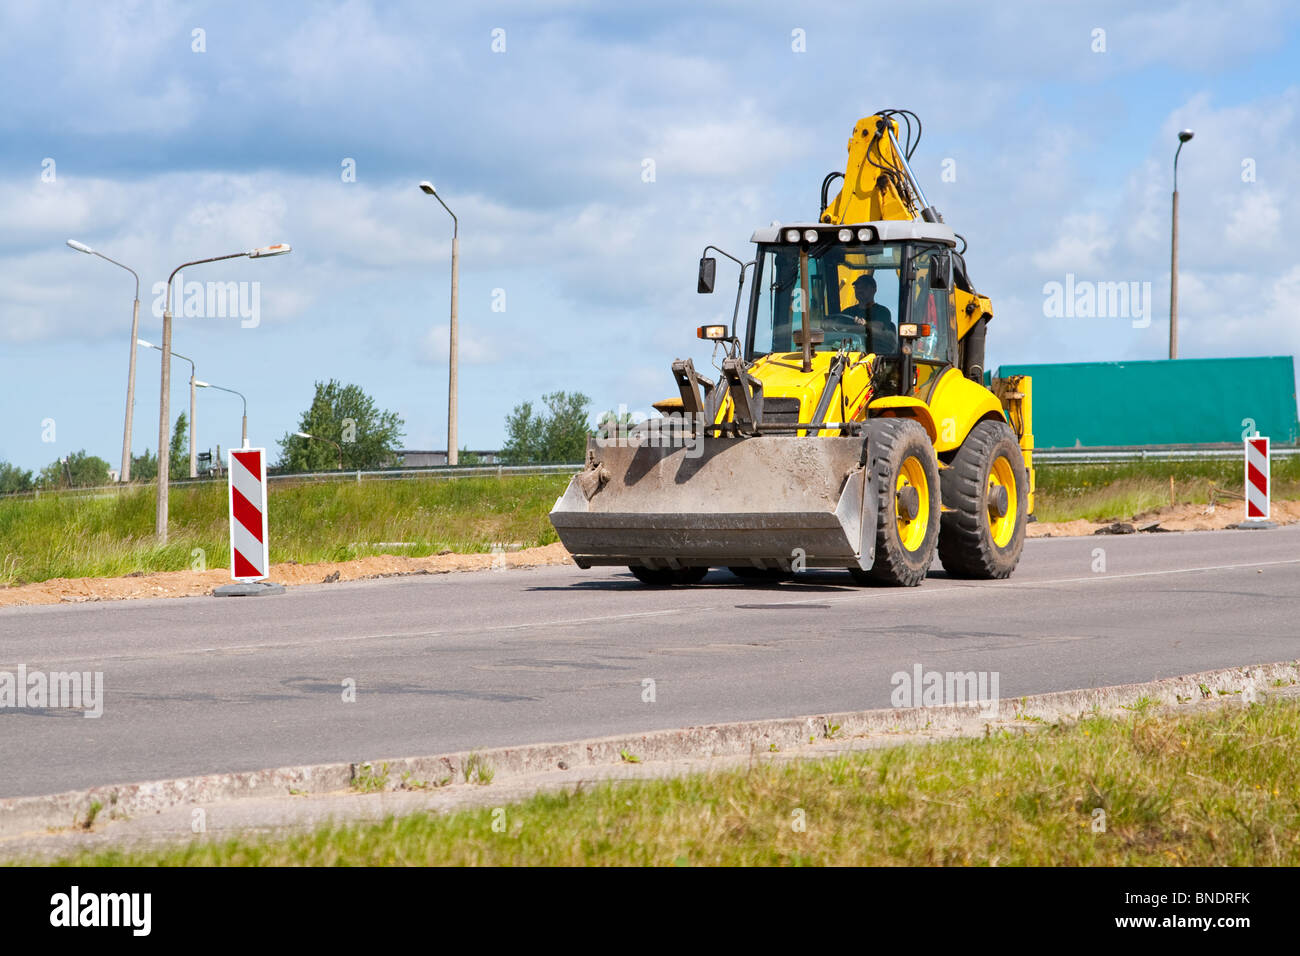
[
  {"x1": 895, "y1": 455, "x2": 930, "y2": 552},
  {"x1": 988, "y1": 456, "x2": 1018, "y2": 548}
]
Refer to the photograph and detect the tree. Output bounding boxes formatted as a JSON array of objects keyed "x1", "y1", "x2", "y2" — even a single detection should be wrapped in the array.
[
  {"x1": 169, "y1": 412, "x2": 189, "y2": 480},
  {"x1": 277, "y1": 380, "x2": 404, "y2": 472},
  {"x1": 37, "y1": 450, "x2": 110, "y2": 488},
  {"x1": 0, "y1": 461, "x2": 34, "y2": 494},
  {"x1": 131, "y1": 448, "x2": 158, "y2": 481},
  {"x1": 500, "y1": 391, "x2": 592, "y2": 464}
]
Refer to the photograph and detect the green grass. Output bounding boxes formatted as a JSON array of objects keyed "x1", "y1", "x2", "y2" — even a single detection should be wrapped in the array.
[
  {"x1": 46, "y1": 696, "x2": 1300, "y2": 866},
  {"x1": 1032, "y1": 457, "x2": 1300, "y2": 523},
  {"x1": 0, "y1": 475, "x2": 569, "y2": 586},
  {"x1": 3, "y1": 456, "x2": 1297, "y2": 586}
]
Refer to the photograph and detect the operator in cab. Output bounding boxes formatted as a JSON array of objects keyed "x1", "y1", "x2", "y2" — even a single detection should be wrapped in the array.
[{"x1": 845, "y1": 274, "x2": 897, "y2": 353}]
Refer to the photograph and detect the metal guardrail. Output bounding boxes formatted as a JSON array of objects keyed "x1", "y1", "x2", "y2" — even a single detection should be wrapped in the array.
[
  {"x1": 270, "y1": 462, "x2": 581, "y2": 483},
  {"x1": 1034, "y1": 445, "x2": 1299, "y2": 464},
  {"x1": 4, "y1": 444, "x2": 1296, "y2": 501},
  {"x1": 0, "y1": 463, "x2": 583, "y2": 501}
]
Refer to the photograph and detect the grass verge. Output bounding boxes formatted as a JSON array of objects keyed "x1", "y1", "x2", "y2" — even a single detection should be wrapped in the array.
[
  {"x1": 0, "y1": 475, "x2": 569, "y2": 586},
  {"x1": 48, "y1": 696, "x2": 1300, "y2": 866},
  {"x1": 2, "y1": 457, "x2": 1296, "y2": 586},
  {"x1": 1033, "y1": 456, "x2": 1300, "y2": 523}
]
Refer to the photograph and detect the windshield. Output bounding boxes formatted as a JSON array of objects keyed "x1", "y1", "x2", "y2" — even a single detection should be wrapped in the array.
[{"x1": 749, "y1": 242, "x2": 903, "y2": 358}]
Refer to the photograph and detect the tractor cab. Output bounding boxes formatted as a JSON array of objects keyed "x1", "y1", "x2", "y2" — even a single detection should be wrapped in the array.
[{"x1": 743, "y1": 220, "x2": 959, "y2": 400}]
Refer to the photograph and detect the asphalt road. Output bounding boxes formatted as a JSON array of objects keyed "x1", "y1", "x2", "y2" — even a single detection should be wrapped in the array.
[{"x1": 1, "y1": 526, "x2": 1297, "y2": 798}]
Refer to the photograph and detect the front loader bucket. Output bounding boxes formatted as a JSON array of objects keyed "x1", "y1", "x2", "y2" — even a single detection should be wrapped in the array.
[{"x1": 549, "y1": 435, "x2": 876, "y2": 571}]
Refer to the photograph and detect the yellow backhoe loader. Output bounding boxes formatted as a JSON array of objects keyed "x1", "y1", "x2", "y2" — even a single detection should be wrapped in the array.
[{"x1": 550, "y1": 109, "x2": 1034, "y2": 586}]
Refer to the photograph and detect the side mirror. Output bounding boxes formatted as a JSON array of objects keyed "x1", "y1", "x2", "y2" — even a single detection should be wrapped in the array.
[
  {"x1": 697, "y1": 257, "x2": 717, "y2": 294},
  {"x1": 929, "y1": 251, "x2": 952, "y2": 290}
]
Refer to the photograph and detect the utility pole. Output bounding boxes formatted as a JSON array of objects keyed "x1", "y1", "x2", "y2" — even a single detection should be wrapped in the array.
[
  {"x1": 139, "y1": 339, "x2": 198, "y2": 479},
  {"x1": 189, "y1": 365, "x2": 197, "y2": 479},
  {"x1": 125, "y1": 292, "x2": 140, "y2": 480},
  {"x1": 66, "y1": 240, "x2": 140, "y2": 482},
  {"x1": 419, "y1": 181, "x2": 459, "y2": 466},
  {"x1": 156, "y1": 244, "x2": 290, "y2": 542},
  {"x1": 449, "y1": 226, "x2": 459, "y2": 466},
  {"x1": 1170, "y1": 129, "x2": 1194, "y2": 360},
  {"x1": 158, "y1": 291, "x2": 174, "y2": 538}
]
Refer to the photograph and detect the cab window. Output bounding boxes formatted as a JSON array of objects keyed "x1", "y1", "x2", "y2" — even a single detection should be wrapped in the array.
[
  {"x1": 907, "y1": 246, "x2": 955, "y2": 367},
  {"x1": 750, "y1": 242, "x2": 903, "y2": 358}
]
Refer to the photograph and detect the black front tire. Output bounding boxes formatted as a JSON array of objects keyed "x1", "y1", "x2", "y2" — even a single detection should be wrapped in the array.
[{"x1": 849, "y1": 418, "x2": 941, "y2": 587}]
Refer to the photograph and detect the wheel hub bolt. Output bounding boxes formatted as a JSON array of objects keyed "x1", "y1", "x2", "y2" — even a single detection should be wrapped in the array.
[
  {"x1": 896, "y1": 485, "x2": 920, "y2": 521},
  {"x1": 987, "y1": 484, "x2": 1009, "y2": 518}
]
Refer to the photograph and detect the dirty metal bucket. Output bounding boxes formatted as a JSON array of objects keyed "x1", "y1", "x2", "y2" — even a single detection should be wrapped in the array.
[{"x1": 549, "y1": 433, "x2": 875, "y2": 571}]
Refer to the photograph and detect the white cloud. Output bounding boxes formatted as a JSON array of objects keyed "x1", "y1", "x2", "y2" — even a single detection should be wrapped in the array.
[
  {"x1": 1030, "y1": 213, "x2": 1116, "y2": 274},
  {"x1": 1224, "y1": 187, "x2": 1282, "y2": 248},
  {"x1": 644, "y1": 104, "x2": 810, "y2": 178},
  {"x1": 1107, "y1": 0, "x2": 1293, "y2": 70},
  {"x1": 420, "y1": 323, "x2": 497, "y2": 365}
]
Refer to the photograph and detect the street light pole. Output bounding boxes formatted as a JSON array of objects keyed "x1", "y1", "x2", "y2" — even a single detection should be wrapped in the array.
[
  {"x1": 189, "y1": 365, "x2": 197, "y2": 479},
  {"x1": 419, "y1": 181, "x2": 459, "y2": 466},
  {"x1": 66, "y1": 240, "x2": 140, "y2": 482},
  {"x1": 139, "y1": 340, "x2": 197, "y2": 476},
  {"x1": 1170, "y1": 129, "x2": 1194, "y2": 361},
  {"x1": 196, "y1": 380, "x2": 249, "y2": 448},
  {"x1": 156, "y1": 244, "x2": 290, "y2": 542}
]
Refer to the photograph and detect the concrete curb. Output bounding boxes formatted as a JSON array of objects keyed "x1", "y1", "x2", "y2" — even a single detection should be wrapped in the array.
[{"x1": 2, "y1": 659, "x2": 1296, "y2": 839}]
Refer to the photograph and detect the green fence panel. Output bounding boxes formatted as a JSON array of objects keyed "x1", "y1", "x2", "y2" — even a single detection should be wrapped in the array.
[{"x1": 993, "y1": 357, "x2": 1299, "y2": 448}]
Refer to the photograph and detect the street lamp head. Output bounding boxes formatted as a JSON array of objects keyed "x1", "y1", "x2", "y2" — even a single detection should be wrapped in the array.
[
  {"x1": 248, "y1": 243, "x2": 291, "y2": 258},
  {"x1": 1178, "y1": 129, "x2": 1195, "y2": 143},
  {"x1": 194, "y1": 380, "x2": 211, "y2": 388},
  {"x1": 137, "y1": 338, "x2": 156, "y2": 349},
  {"x1": 419, "y1": 181, "x2": 437, "y2": 196},
  {"x1": 66, "y1": 239, "x2": 94, "y2": 254},
  {"x1": 294, "y1": 431, "x2": 313, "y2": 439}
]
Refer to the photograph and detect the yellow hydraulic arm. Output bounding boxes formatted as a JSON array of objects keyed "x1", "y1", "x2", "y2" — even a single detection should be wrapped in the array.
[
  {"x1": 822, "y1": 111, "x2": 993, "y2": 342},
  {"x1": 821, "y1": 113, "x2": 928, "y2": 224}
]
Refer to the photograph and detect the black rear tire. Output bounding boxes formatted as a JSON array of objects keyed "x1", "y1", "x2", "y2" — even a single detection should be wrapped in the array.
[
  {"x1": 849, "y1": 418, "x2": 940, "y2": 587},
  {"x1": 937, "y1": 419, "x2": 1028, "y2": 579}
]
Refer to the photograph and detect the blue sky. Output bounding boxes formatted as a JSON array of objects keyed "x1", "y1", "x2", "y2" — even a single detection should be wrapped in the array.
[{"x1": 2, "y1": 0, "x2": 1299, "y2": 472}]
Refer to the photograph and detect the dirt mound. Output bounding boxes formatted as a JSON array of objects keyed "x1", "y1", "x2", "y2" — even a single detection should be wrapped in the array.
[{"x1": 1029, "y1": 499, "x2": 1300, "y2": 538}]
